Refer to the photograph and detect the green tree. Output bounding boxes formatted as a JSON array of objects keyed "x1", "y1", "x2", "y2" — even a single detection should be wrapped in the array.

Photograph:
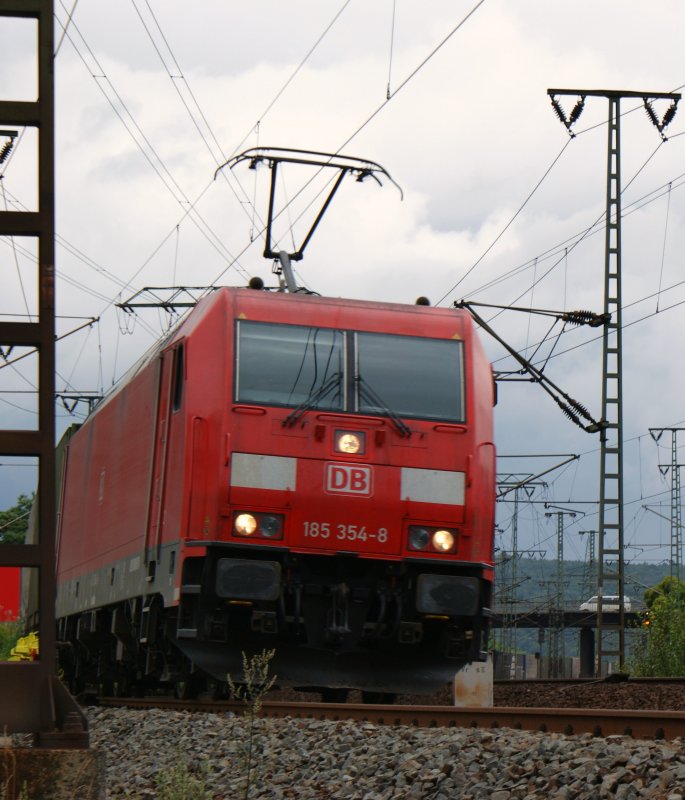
[
  {"x1": 643, "y1": 575, "x2": 685, "y2": 608},
  {"x1": 631, "y1": 577, "x2": 685, "y2": 676},
  {"x1": 0, "y1": 493, "x2": 34, "y2": 544}
]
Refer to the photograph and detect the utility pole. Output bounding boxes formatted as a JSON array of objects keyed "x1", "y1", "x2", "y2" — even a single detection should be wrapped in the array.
[
  {"x1": 548, "y1": 87, "x2": 680, "y2": 675},
  {"x1": 544, "y1": 504, "x2": 580, "y2": 677},
  {"x1": 496, "y1": 476, "x2": 546, "y2": 663},
  {"x1": 649, "y1": 428, "x2": 685, "y2": 580},
  {"x1": 579, "y1": 529, "x2": 597, "y2": 598}
]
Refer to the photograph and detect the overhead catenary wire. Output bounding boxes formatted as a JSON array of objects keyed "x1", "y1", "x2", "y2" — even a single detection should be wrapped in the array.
[
  {"x1": 127, "y1": 0, "x2": 357, "y2": 261},
  {"x1": 54, "y1": 2, "x2": 251, "y2": 283},
  {"x1": 0, "y1": 178, "x2": 32, "y2": 320},
  {"x1": 437, "y1": 106, "x2": 672, "y2": 310},
  {"x1": 461, "y1": 155, "x2": 685, "y2": 304},
  {"x1": 53, "y1": 0, "x2": 79, "y2": 56},
  {"x1": 459, "y1": 134, "x2": 676, "y2": 353},
  {"x1": 386, "y1": 0, "x2": 397, "y2": 100},
  {"x1": 656, "y1": 181, "x2": 672, "y2": 313},
  {"x1": 229, "y1": 0, "x2": 354, "y2": 159},
  {"x1": 435, "y1": 137, "x2": 573, "y2": 306},
  {"x1": 129, "y1": 0, "x2": 270, "y2": 235},
  {"x1": 41, "y1": 0, "x2": 489, "y2": 324},
  {"x1": 2, "y1": 4, "x2": 680, "y2": 532},
  {"x1": 47, "y1": 0, "x2": 358, "y2": 330},
  {"x1": 206, "y1": 0, "x2": 490, "y2": 288}
]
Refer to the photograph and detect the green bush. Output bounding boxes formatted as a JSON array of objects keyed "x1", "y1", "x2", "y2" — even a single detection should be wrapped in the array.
[{"x1": 631, "y1": 586, "x2": 685, "y2": 676}]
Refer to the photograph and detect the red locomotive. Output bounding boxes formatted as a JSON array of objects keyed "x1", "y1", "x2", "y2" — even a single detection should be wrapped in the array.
[{"x1": 54, "y1": 284, "x2": 495, "y2": 697}]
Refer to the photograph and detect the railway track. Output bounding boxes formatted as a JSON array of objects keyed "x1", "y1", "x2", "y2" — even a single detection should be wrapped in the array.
[{"x1": 98, "y1": 695, "x2": 685, "y2": 740}]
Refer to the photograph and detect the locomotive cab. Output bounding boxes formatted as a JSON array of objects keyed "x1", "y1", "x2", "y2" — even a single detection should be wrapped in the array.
[
  {"x1": 172, "y1": 289, "x2": 495, "y2": 693},
  {"x1": 55, "y1": 287, "x2": 495, "y2": 696}
]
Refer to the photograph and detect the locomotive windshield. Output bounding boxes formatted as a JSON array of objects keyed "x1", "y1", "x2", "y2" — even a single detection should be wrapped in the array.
[
  {"x1": 356, "y1": 332, "x2": 464, "y2": 423},
  {"x1": 235, "y1": 320, "x2": 464, "y2": 422},
  {"x1": 236, "y1": 321, "x2": 345, "y2": 409}
]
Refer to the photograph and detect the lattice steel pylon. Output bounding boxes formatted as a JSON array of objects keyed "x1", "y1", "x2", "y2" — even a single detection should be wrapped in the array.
[
  {"x1": 548, "y1": 87, "x2": 681, "y2": 675},
  {"x1": 544, "y1": 506, "x2": 578, "y2": 678},
  {"x1": 0, "y1": 0, "x2": 87, "y2": 744},
  {"x1": 649, "y1": 428, "x2": 684, "y2": 581}
]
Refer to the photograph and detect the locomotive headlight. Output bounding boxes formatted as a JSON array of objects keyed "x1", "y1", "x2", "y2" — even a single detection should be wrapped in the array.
[
  {"x1": 233, "y1": 511, "x2": 285, "y2": 540},
  {"x1": 234, "y1": 513, "x2": 258, "y2": 536},
  {"x1": 409, "y1": 527, "x2": 431, "y2": 550},
  {"x1": 432, "y1": 529, "x2": 455, "y2": 552},
  {"x1": 408, "y1": 525, "x2": 458, "y2": 553},
  {"x1": 335, "y1": 430, "x2": 365, "y2": 455}
]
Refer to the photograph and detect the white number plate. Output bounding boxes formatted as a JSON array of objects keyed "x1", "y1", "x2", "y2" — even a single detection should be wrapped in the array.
[{"x1": 303, "y1": 521, "x2": 388, "y2": 543}]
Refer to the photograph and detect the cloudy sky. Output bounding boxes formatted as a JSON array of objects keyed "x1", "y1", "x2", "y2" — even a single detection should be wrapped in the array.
[{"x1": 2, "y1": 0, "x2": 685, "y2": 573}]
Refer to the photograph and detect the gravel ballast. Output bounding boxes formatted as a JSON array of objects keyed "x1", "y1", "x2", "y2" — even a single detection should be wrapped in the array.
[{"x1": 88, "y1": 706, "x2": 685, "y2": 799}]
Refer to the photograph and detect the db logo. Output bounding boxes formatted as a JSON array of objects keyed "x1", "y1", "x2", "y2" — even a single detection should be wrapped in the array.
[{"x1": 325, "y1": 463, "x2": 373, "y2": 496}]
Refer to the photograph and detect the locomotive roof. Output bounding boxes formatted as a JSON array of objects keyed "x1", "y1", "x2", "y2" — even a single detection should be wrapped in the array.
[{"x1": 88, "y1": 285, "x2": 474, "y2": 418}]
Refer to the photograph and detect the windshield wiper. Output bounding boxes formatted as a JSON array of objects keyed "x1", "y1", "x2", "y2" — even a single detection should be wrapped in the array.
[
  {"x1": 282, "y1": 372, "x2": 342, "y2": 428},
  {"x1": 356, "y1": 376, "x2": 411, "y2": 438}
]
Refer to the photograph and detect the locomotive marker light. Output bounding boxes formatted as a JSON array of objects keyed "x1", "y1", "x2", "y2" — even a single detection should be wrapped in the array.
[
  {"x1": 409, "y1": 527, "x2": 431, "y2": 550},
  {"x1": 335, "y1": 430, "x2": 365, "y2": 455}
]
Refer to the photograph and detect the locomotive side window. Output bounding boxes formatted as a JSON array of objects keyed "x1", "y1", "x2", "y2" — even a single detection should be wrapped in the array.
[
  {"x1": 171, "y1": 344, "x2": 185, "y2": 412},
  {"x1": 236, "y1": 321, "x2": 345, "y2": 410},
  {"x1": 355, "y1": 333, "x2": 464, "y2": 422}
]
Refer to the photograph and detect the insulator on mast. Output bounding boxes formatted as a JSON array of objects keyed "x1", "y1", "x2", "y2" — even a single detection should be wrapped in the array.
[
  {"x1": 569, "y1": 398, "x2": 593, "y2": 423},
  {"x1": 0, "y1": 138, "x2": 14, "y2": 165},
  {"x1": 568, "y1": 96, "x2": 586, "y2": 125},
  {"x1": 562, "y1": 309, "x2": 608, "y2": 327},
  {"x1": 662, "y1": 100, "x2": 678, "y2": 130},
  {"x1": 644, "y1": 97, "x2": 680, "y2": 140},
  {"x1": 643, "y1": 99, "x2": 660, "y2": 128},
  {"x1": 556, "y1": 399, "x2": 581, "y2": 427},
  {"x1": 550, "y1": 96, "x2": 569, "y2": 125},
  {"x1": 550, "y1": 94, "x2": 585, "y2": 137}
]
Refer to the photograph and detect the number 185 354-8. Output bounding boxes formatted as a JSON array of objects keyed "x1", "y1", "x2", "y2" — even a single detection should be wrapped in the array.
[{"x1": 303, "y1": 521, "x2": 388, "y2": 543}]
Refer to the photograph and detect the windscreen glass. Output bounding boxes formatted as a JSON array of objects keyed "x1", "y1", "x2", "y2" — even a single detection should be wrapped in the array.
[
  {"x1": 356, "y1": 332, "x2": 464, "y2": 422},
  {"x1": 236, "y1": 321, "x2": 345, "y2": 409}
]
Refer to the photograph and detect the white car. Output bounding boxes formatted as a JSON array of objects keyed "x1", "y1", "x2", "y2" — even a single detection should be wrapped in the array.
[{"x1": 579, "y1": 595, "x2": 631, "y2": 612}]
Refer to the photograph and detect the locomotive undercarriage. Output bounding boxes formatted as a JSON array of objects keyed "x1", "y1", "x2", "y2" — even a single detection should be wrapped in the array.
[
  {"x1": 174, "y1": 547, "x2": 491, "y2": 694},
  {"x1": 56, "y1": 595, "x2": 213, "y2": 699},
  {"x1": 56, "y1": 548, "x2": 491, "y2": 697}
]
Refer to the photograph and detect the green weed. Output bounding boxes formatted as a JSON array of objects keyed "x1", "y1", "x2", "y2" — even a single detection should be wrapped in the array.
[
  {"x1": 227, "y1": 648, "x2": 277, "y2": 799},
  {"x1": 155, "y1": 758, "x2": 211, "y2": 800}
]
